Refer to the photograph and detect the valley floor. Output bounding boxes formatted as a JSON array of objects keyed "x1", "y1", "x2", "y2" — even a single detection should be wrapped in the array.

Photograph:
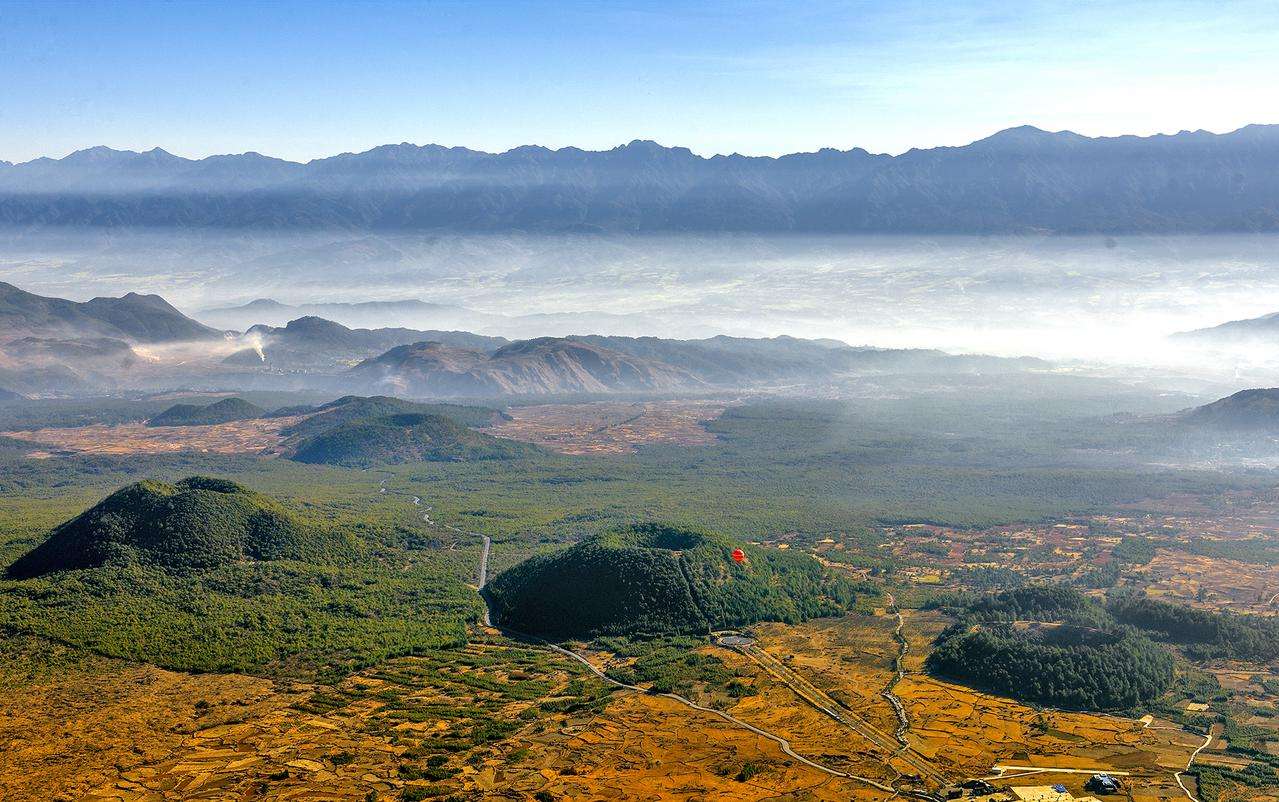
[{"x1": 2, "y1": 611, "x2": 1210, "y2": 802}]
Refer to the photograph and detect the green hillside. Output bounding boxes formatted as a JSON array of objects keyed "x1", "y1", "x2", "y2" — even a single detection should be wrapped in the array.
[
  {"x1": 926, "y1": 586, "x2": 1174, "y2": 711},
  {"x1": 485, "y1": 523, "x2": 859, "y2": 638},
  {"x1": 7, "y1": 476, "x2": 350, "y2": 577},
  {"x1": 279, "y1": 396, "x2": 528, "y2": 467},
  {"x1": 281, "y1": 395, "x2": 504, "y2": 437},
  {"x1": 147, "y1": 397, "x2": 265, "y2": 426}
]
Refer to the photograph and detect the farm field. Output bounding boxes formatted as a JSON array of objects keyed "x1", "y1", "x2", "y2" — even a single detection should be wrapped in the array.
[
  {"x1": 0, "y1": 417, "x2": 302, "y2": 457},
  {"x1": 1, "y1": 396, "x2": 1277, "y2": 801},
  {"x1": 481, "y1": 399, "x2": 728, "y2": 454}
]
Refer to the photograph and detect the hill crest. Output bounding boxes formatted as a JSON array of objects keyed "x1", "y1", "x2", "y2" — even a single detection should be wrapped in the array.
[
  {"x1": 485, "y1": 523, "x2": 857, "y2": 638},
  {"x1": 7, "y1": 476, "x2": 348, "y2": 577}
]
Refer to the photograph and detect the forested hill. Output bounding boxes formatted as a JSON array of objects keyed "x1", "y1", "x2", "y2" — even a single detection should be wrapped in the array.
[
  {"x1": 4, "y1": 125, "x2": 1279, "y2": 233},
  {"x1": 925, "y1": 586, "x2": 1174, "y2": 711},
  {"x1": 485, "y1": 523, "x2": 860, "y2": 638},
  {"x1": 6, "y1": 476, "x2": 352, "y2": 577}
]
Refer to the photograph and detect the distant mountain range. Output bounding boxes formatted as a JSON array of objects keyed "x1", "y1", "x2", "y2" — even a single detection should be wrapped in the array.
[
  {"x1": 0, "y1": 280, "x2": 1042, "y2": 397},
  {"x1": 0, "y1": 281, "x2": 220, "y2": 343},
  {"x1": 1173, "y1": 311, "x2": 1279, "y2": 346},
  {"x1": 4, "y1": 125, "x2": 1279, "y2": 233},
  {"x1": 240, "y1": 316, "x2": 506, "y2": 370},
  {"x1": 200, "y1": 298, "x2": 499, "y2": 331},
  {"x1": 349, "y1": 333, "x2": 1043, "y2": 397},
  {"x1": 349, "y1": 338, "x2": 699, "y2": 396}
]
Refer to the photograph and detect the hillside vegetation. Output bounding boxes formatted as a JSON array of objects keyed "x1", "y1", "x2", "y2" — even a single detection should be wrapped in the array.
[
  {"x1": 147, "y1": 397, "x2": 265, "y2": 427},
  {"x1": 1107, "y1": 593, "x2": 1279, "y2": 662},
  {"x1": 279, "y1": 396, "x2": 530, "y2": 467},
  {"x1": 280, "y1": 395, "x2": 503, "y2": 435},
  {"x1": 290, "y1": 411, "x2": 539, "y2": 467},
  {"x1": 0, "y1": 473, "x2": 478, "y2": 677},
  {"x1": 1182, "y1": 388, "x2": 1279, "y2": 430},
  {"x1": 926, "y1": 586, "x2": 1174, "y2": 710},
  {"x1": 485, "y1": 523, "x2": 860, "y2": 638},
  {"x1": 7, "y1": 476, "x2": 350, "y2": 577}
]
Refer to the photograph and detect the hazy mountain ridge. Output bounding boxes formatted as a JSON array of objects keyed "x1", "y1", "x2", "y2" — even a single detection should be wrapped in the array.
[
  {"x1": 4, "y1": 125, "x2": 1279, "y2": 233},
  {"x1": 243, "y1": 316, "x2": 508, "y2": 369},
  {"x1": 0, "y1": 280, "x2": 1046, "y2": 397},
  {"x1": 349, "y1": 337, "x2": 702, "y2": 396},
  {"x1": 0, "y1": 282, "x2": 221, "y2": 343},
  {"x1": 200, "y1": 296, "x2": 500, "y2": 332},
  {"x1": 1173, "y1": 311, "x2": 1279, "y2": 345},
  {"x1": 1182, "y1": 388, "x2": 1279, "y2": 430}
]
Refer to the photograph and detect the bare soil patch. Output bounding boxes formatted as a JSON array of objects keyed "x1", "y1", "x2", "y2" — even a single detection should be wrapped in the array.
[{"x1": 483, "y1": 399, "x2": 728, "y2": 454}]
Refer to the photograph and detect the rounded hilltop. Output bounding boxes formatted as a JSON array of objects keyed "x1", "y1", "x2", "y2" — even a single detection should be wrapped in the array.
[
  {"x1": 925, "y1": 586, "x2": 1173, "y2": 711},
  {"x1": 289, "y1": 410, "x2": 537, "y2": 467},
  {"x1": 485, "y1": 523, "x2": 859, "y2": 638},
  {"x1": 7, "y1": 476, "x2": 350, "y2": 578},
  {"x1": 146, "y1": 397, "x2": 264, "y2": 427}
]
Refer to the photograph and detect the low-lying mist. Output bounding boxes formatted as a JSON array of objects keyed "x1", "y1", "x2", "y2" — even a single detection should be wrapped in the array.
[{"x1": 4, "y1": 228, "x2": 1279, "y2": 380}]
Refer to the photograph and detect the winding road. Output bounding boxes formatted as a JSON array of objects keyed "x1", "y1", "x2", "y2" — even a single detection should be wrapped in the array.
[
  {"x1": 882, "y1": 593, "x2": 912, "y2": 745},
  {"x1": 726, "y1": 636, "x2": 947, "y2": 789},
  {"x1": 376, "y1": 476, "x2": 923, "y2": 794},
  {"x1": 1175, "y1": 730, "x2": 1213, "y2": 802}
]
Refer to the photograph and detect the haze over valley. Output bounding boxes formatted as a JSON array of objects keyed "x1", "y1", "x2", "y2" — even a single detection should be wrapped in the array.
[{"x1": 8, "y1": 3, "x2": 1279, "y2": 801}]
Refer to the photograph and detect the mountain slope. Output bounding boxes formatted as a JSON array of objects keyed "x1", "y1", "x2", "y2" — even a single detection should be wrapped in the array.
[
  {"x1": 1181, "y1": 388, "x2": 1279, "y2": 430},
  {"x1": 201, "y1": 297, "x2": 499, "y2": 332},
  {"x1": 274, "y1": 395, "x2": 522, "y2": 466},
  {"x1": 279, "y1": 395, "x2": 505, "y2": 436},
  {"x1": 243, "y1": 316, "x2": 506, "y2": 369},
  {"x1": 1173, "y1": 312, "x2": 1279, "y2": 346},
  {"x1": 147, "y1": 397, "x2": 265, "y2": 427},
  {"x1": 4, "y1": 125, "x2": 1279, "y2": 233},
  {"x1": 290, "y1": 411, "x2": 539, "y2": 467},
  {"x1": 350, "y1": 337, "x2": 700, "y2": 396},
  {"x1": 485, "y1": 523, "x2": 857, "y2": 638},
  {"x1": 0, "y1": 281, "x2": 221, "y2": 343},
  {"x1": 7, "y1": 477, "x2": 349, "y2": 577}
]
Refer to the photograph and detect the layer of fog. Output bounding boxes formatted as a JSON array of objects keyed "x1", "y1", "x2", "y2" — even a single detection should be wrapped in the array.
[{"x1": 3, "y1": 228, "x2": 1279, "y2": 380}]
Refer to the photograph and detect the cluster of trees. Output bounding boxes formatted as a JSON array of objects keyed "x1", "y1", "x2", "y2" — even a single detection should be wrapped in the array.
[
  {"x1": 147, "y1": 397, "x2": 264, "y2": 427},
  {"x1": 1107, "y1": 594, "x2": 1279, "y2": 662},
  {"x1": 486, "y1": 523, "x2": 862, "y2": 638},
  {"x1": 926, "y1": 586, "x2": 1174, "y2": 710},
  {"x1": 960, "y1": 585, "x2": 1108, "y2": 626},
  {"x1": 0, "y1": 557, "x2": 480, "y2": 679},
  {"x1": 289, "y1": 412, "x2": 538, "y2": 467},
  {"x1": 6, "y1": 476, "x2": 355, "y2": 577},
  {"x1": 927, "y1": 622, "x2": 1173, "y2": 710},
  {"x1": 595, "y1": 635, "x2": 753, "y2": 698}
]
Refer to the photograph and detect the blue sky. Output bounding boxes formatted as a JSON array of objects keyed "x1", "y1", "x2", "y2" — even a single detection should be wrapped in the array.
[{"x1": 1, "y1": 0, "x2": 1276, "y2": 162}]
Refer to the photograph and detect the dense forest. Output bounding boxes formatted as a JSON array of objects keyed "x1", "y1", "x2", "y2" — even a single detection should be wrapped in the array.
[
  {"x1": 926, "y1": 587, "x2": 1174, "y2": 710},
  {"x1": 486, "y1": 523, "x2": 862, "y2": 638},
  {"x1": 1107, "y1": 594, "x2": 1279, "y2": 662},
  {"x1": 290, "y1": 412, "x2": 539, "y2": 467},
  {"x1": 6, "y1": 476, "x2": 353, "y2": 577},
  {"x1": 147, "y1": 398, "x2": 265, "y2": 427},
  {"x1": 0, "y1": 472, "x2": 483, "y2": 678}
]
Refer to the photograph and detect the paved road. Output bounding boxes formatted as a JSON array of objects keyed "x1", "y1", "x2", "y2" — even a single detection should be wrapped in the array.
[
  {"x1": 1175, "y1": 731, "x2": 1213, "y2": 802},
  {"x1": 537, "y1": 636, "x2": 893, "y2": 789},
  {"x1": 478, "y1": 535, "x2": 492, "y2": 626},
  {"x1": 377, "y1": 476, "x2": 913, "y2": 794},
  {"x1": 730, "y1": 639, "x2": 948, "y2": 790}
]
